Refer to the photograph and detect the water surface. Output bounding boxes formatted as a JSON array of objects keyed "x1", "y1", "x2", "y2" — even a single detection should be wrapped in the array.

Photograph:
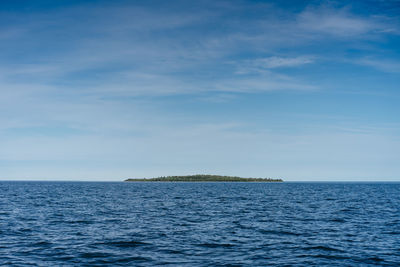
[{"x1": 1, "y1": 182, "x2": 399, "y2": 266}]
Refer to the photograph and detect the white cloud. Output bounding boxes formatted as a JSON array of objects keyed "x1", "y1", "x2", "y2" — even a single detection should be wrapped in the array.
[
  {"x1": 297, "y1": 5, "x2": 392, "y2": 37},
  {"x1": 214, "y1": 77, "x2": 316, "y2": 93},
  {"x1": 356, "y1": 58, "x2": 400, "y2": 73},
  {"x1": 254, "y1": 56, "x2": 314, "y2": 69},
  {"x1": 0, "y1": 2, "x2": 397, "y2": 99},
  {"x1": 235, "y1": 56, "x2": 315, "y2": 74}
]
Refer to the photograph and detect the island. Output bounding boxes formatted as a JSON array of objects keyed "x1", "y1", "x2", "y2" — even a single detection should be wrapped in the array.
[{"x1": 125, "y1": 174, "x2": 283, "y2": 182}]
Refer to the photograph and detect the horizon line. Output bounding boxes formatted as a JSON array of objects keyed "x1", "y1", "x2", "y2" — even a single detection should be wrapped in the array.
[{"x1": 0, "y1": 178, "x2": 399, "y2": 182}]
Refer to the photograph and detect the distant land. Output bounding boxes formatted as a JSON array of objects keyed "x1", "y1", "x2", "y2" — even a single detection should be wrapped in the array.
[{"x1": 125, "y1": 174, "x2": 283, "y2": 182}]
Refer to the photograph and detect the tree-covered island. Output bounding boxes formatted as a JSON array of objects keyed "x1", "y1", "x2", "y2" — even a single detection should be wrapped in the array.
[{"x1": 125, "y1": 174, "x2": 283, "y2": 182}]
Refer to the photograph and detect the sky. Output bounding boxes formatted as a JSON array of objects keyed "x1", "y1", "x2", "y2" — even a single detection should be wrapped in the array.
[{"x1": 0, "y1": 0, "x2": 399, "y2": 181}]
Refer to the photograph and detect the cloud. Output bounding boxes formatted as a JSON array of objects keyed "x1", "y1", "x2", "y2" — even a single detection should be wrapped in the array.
[
  {"x1": 297, "y1": 5, "x2": 394, "y2": 37},
  {"x1": 355, "y1": 58, "x2": 400, "y2": 73},
  {"x1": 234, "y1": 56, "x2": 315, "y2": 75},
  {"x1": 253, "y1": 56, "x2": 314, "y2": 69},
  {"x1": 214, "y1": 77, "x2": 316, "y2": 93},
  {"x1": 0, "y1": 1, "x2": 397, "y2": 100}
]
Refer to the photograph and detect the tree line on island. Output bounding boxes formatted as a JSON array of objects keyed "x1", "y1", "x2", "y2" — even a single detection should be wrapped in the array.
[{"x1": 125, "y1": 174, "x2": 283, "y2": 182}]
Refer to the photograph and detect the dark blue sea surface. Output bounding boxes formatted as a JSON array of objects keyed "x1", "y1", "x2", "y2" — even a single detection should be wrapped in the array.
[{"x1": 1, "y1": 182, "x2": 400, "y2": 266}]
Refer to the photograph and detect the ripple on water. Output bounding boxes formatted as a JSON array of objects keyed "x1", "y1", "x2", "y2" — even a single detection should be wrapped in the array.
[
  {"x1": 100, "y1": 240, "x2": 150, "y2": 248},
  {"x1": 0, "y1": 181, "x2": 400, "y2": 266},
  {"x1": 197, "y1": 243, "x2": 236, "y2": 248}
]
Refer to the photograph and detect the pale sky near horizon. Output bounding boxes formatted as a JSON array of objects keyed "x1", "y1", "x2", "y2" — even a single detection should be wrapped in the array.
[{"x1": 1, "y1": 0, "x2": 399, "y2": 181}]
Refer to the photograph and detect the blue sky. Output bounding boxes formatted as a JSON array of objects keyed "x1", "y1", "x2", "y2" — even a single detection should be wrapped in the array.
[{"x1": 1, "y1": 0, "x2": 399, "y2": 181}]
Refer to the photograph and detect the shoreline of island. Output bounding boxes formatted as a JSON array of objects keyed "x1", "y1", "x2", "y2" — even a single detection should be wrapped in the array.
[{"x1": 125, "y1": 174, "x2": 283, "y2": 182}]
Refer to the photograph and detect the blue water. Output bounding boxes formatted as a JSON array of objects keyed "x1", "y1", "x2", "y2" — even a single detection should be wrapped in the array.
[{"x1": 1, "y1": 182, "x2": 400, "y2": 266}]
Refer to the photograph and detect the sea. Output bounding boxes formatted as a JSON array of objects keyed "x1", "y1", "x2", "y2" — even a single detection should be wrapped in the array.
[{"x1": 1, "y1": 181, "x2": 399, "y2": 266}]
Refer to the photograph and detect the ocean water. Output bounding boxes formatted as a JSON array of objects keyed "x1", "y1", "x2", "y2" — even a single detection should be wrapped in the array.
[{"x1": 1, "y1": 182, "x2": 399, "y2": 266}]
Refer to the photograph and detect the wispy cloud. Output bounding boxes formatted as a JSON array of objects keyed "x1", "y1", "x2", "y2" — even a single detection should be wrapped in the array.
[
  {"x1": 0, "y1": 1, "x2": 397, "y2": 99},
  {"x1": 234, "y1": 56, "x2": 315, "y2": 75},
  {"x1": 297, "y1": 5, "x2": 394, "y2": 37},
  {"x1": 214, "y1": 77, "x2": 316, "y2": 93},
  {"x1": 253, "y1": 56, "x2": 315, "y2": 69},
  {"x1": 355, "y1": 58, "x2": 400, "y2": 73}
]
